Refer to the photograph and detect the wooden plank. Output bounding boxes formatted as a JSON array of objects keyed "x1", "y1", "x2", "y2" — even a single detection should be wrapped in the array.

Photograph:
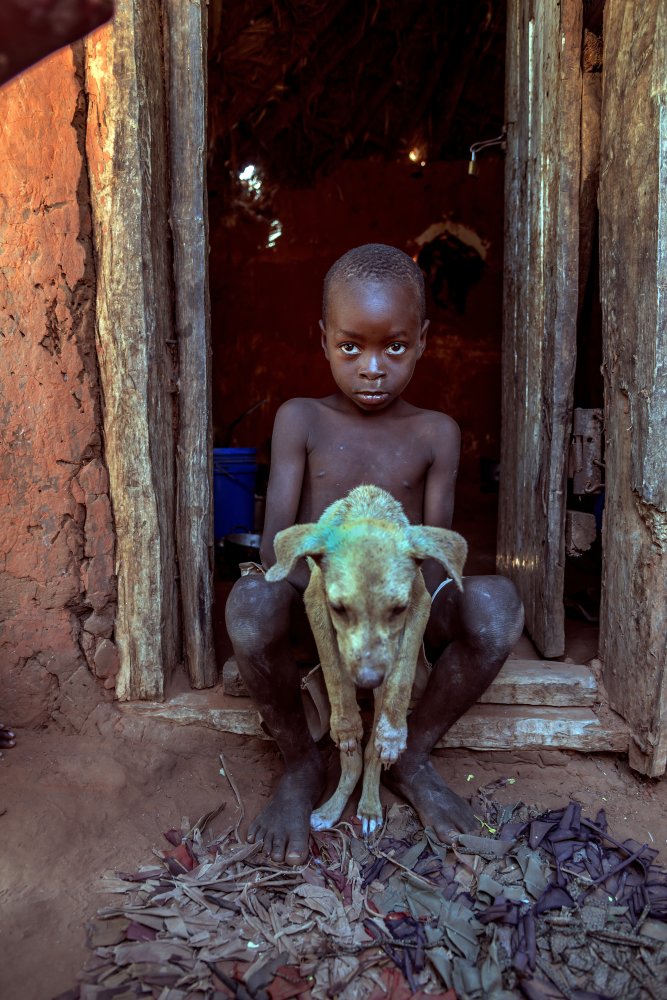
[
  {"x1": 478, "y1": 659, "x2": 598, "y2": 706},
  {"x1": 85, "y1": 1, "x2": 180, "y2": 699},
  {"x1": 119, "y1": 696, "x2": 268, "y2": 739},
  {"x1": 439, "y1": 704, "x2": 628, "y2": 753},
  {"x1": 497, "y1": 0, "x2": 583, "y2": 657},
  {"x1": 120, "y1": 691, "x2": 628, "y2": 753},
  {"x1": 164, "y1": 0, "x2": 216, "y2": 689},
  {"x1": 598, "y1": 0, "x2": 667, "y2": 776}
]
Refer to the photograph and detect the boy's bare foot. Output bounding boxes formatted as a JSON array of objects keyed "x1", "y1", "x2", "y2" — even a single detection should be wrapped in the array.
[
  {"x1": 247, "y1": 750, "x2": 326, "y2": 865},
  {"x1": 384, "y1": 752, "x2": 477, "y2": 843}
]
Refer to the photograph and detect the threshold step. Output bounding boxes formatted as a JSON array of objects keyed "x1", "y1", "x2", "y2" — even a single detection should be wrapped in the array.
[
  {"x1": 479, "y1": 659, "x2": 598, "y2": 707},
  {"x1": 438, "y1": 703, "x2": 628, "y2": 752},
  {"x1": 120, "y1": 692, "x2": 628, "y2": 754}
]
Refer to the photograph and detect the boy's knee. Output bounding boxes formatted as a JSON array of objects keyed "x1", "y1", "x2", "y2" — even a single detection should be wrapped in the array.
[
  {"x1": 225, "y1": 574, "x2": 292, "y2": 658},
  {"x1": 461, "y1": 575, "x2": 524, "y2": 661}
]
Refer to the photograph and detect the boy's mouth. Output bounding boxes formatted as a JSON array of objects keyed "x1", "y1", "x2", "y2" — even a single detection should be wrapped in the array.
[{"x1": 355, "y1": 390, "x2": 389, "y2": 406}]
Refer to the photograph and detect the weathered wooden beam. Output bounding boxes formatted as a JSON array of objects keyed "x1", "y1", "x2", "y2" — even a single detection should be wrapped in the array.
[
  {"x1": 119, "y1": 687, "x2": 628, "y2": 754},
  {"x1": 85, "y1": 1, "x2": 180, "y2": 700},
  {"x1": 598, "y1": 0, "x2": 667, "y2": 777},
  {"x1": 498, "y1": 0, "x2": 583, "y2": 658},
  {"x1": 478, "y1": 659, "x2": 598, "y2": 707},
  {"x1": 164, "y1": 0, "x2": 216, "y2": 689},
  {"x1": 440, "y1": 704, "x2": 628, "y2": 753}
]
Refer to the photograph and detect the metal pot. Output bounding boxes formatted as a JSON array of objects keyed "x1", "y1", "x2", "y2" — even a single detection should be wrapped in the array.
[{"x1": 224, "y1": 532, "x2": 262, "y2": 564}]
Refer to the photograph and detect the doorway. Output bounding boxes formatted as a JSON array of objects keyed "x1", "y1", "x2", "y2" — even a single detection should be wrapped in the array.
[{"x1": 205, "y1": 0, "x2": 509, "y2": 666}]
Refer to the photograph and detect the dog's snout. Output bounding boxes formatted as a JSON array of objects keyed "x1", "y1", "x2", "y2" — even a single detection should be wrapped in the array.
[{"x1": 356, "y1": 665, "x2": 384, "y2": 689}]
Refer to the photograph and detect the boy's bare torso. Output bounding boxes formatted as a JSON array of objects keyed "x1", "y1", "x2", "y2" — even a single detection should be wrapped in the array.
[
  {"x1": 264, "y1": 394, "x2": 459, "y2": 552},
  {"x1": 298, "y1": 397, "x2": 432, "y2": 522}
]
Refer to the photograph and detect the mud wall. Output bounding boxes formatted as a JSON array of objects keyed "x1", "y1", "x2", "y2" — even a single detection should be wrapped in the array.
[
  {"x1": 0, "y1": 47, "x2": 118, "y2": 730},
  {"x1": 209, "y1": 157, "x2": 505, "y2": 482}
]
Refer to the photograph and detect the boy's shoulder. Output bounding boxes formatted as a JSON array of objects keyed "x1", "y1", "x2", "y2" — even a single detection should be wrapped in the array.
[
  {"x1": 399, "y1": 400, "x2": 460, "y2": 437},
  {"x1": 274, "y1": 394, "x2": 342, "y2": 424}
]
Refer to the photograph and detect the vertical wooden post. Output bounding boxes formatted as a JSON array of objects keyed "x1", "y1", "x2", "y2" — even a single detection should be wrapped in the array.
[
  {"x1": 497, "y1": 0, "x2": 582, "y2": 657},
  {"x1": 164, "y1": 0, "x2": 216, "y2": 688},
  {"x1": 85, "y1": 0, "x2": 180, "y2": 700},
  {"x1": 599, "y1": 0, "x2": 667, "y2": 776}
]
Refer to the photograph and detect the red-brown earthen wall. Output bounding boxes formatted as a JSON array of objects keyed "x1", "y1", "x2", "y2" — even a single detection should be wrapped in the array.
[{"x1": 0, "y1": 46, "x2": 118, "y2": 730}]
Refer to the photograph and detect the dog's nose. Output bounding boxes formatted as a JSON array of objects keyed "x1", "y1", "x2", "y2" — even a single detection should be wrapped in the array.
[{"x1": 356, "y1": 666, "x2": 383, "y2": 689}]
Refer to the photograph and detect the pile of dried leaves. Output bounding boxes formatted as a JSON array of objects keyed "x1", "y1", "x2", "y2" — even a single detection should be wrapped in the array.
[{"x1": 60, "y1": 775, "x2": 667, "y2": 1000}]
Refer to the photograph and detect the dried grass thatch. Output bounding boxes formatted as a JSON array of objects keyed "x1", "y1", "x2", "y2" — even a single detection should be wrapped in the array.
[{"x1": 207, "y1": 0, "x2": 506, "y2": 188}]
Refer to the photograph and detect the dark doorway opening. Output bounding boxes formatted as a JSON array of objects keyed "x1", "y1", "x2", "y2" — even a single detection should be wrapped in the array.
[{"x1": 205, "y1": 1, "x2": 508, "y2": 663}]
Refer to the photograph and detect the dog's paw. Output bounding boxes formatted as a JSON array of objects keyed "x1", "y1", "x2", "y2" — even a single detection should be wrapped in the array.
[
  {"x1": 331, "y1": 719, "x2": 363, "y2": 755},
  {"x1": 375, "y1": 717, "x2": 407, "y2": 765},
  {"x1": 356, "y1": 802, "x2": 383, "y2": 839},
  {"x1": 311, "y1": 806, "x2": 342, "y2": 831}
]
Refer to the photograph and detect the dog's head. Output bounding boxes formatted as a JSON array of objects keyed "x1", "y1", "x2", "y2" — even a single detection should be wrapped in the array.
[{"x1": 265, "y1": 519, "x2": 467, "y2": 688}]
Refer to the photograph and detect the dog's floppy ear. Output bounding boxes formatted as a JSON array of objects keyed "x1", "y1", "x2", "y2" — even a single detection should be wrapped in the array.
[
  {"x1": 264, "y1": 524, "x2": 323, "y2": 581},
  {"x1": 407, "y1": 526, "x2": 467, "y2": 591}
]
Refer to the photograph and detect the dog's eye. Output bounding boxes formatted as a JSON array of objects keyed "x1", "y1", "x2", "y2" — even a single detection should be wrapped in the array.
[
  {"x1": 330, "y1": 603, "x2": 347, "y2": 616},
  {"x1": 390, "y1": 604, "x2": 408, "y2": 617}
]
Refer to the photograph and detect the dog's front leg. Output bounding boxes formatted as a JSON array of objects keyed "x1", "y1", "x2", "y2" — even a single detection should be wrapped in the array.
[
  {"x1": 356, "y1": 687, "x2": 385, "y2": 837},
  {"x1": 311, "y1": 745, "x2": 363, "y2": 831},
  {"x1": 304, "y1": 573, "x2": 363, "y2": 754},
  {"x1": 305, "y1": 571, "x2": 363, "y2": 830},
  {"x1": 375, "y1": 577, "x2": 431, "y2": 765}
]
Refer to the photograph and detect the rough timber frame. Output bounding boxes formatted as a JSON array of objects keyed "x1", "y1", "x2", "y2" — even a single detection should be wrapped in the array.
[
  {"x1": 497, "y1": 0, "x2": 582, "y2": 659},
  {"x1": 598, "y1": 0, "x2": 667, "y2": 777},
  {"x1": 85, "y1": 0, "x2": 215, "y2": 699}
]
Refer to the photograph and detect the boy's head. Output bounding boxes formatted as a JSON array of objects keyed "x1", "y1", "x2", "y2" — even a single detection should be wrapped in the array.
[
  {"x1": 322, "y1": 243, "x2": 426, "y2": 327},
  {"x1": 320, "y1": 244, "x2": 428, "y2": 412}
]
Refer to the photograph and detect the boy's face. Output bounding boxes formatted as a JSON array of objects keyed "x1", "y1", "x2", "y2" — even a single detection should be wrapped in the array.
[{"x1": 320, "y1": 278, "x2": 428, "y2": 412}]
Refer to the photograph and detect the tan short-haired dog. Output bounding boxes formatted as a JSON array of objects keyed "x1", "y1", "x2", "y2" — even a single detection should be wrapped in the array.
[{"x1": 265, "y1": 485, "x2": 467, "y2": 836}]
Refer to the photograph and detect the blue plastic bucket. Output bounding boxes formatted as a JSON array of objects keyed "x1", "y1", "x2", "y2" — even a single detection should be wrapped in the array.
[{"x1": 213, "y1": 447, "x2": 257, "y2": 540}]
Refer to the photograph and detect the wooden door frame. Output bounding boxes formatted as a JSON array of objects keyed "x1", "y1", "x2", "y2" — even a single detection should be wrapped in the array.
[
  {"x1": 85, "y1": 0, "x2": 215, "y2": 700},
  {"x1": 497, "y1": 0, "x2": 582, "y2": 659},
  {"x1": 597, "y1": 0, "x2": 667, "y2": 777},
  {"x1": 500, "y1": 0, "x2": 667, "y2": 776}
]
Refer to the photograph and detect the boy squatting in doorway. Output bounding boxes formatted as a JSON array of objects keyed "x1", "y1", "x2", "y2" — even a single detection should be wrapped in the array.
[{"x1": 225, "y1": 243, "x2": 524, "y2": 866}]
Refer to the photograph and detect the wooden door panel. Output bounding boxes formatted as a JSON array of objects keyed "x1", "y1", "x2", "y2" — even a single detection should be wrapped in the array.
[{"x1": 498, "y1": 0, "x2": 582, "y2": 658}]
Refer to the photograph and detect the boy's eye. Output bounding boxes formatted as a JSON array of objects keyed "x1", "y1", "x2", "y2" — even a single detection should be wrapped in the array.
[
  {"x1": 339, "y1": 343, "x2": 360, "y2": 356},
  {"x1": 386, "y1": 343, "x2": 407, "y2": 356}
]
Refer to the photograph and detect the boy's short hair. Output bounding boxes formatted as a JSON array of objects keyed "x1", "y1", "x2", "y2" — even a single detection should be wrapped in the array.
[{"x1": 322, "y1": 243, "x2": 426, "y2": 325}]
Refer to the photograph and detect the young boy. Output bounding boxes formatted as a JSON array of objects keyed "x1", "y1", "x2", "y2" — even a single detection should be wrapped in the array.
[{"x1": 226, "y1": 244, "x2": 524, "y2": 866}]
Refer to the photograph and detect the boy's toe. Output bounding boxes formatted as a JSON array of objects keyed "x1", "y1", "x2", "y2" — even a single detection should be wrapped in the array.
[{"x1": 284, "y1": 837, "x2": 310, "y2": 866}]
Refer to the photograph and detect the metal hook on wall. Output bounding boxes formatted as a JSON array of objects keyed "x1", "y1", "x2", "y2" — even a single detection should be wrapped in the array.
[{"x1": 468, "y1": 130, "x2": 507, "y2": 175}]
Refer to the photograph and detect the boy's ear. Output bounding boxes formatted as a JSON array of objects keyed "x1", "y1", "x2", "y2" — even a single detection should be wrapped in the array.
[
  {"x1": 265, "y1": 524, "x2": 323, "y2": 581},
  {"x1": 407, "y1": 525, "x2": 467, "y2": 591},
  {"x1": 319, "y1": 320, "x2": 330, "y2": 359},
  {"x1": 418, "y1": 319, "x2": 429, "y2": 357}
]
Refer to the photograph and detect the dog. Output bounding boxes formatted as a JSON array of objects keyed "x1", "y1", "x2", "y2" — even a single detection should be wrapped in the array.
[{"x1": 265, "y1": 485, "x2": 467, "y2": 836}]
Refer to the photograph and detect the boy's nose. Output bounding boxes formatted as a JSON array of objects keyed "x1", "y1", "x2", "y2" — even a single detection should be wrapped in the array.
[{"x1": 360, "y1": 353, "x2": 385, "y2": 379}]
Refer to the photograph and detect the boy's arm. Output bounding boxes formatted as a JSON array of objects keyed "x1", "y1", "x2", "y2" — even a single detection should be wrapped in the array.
[
  {"x1": 260, "y1": 399, "x2": 309, "y2": 584},
  {"x1": 421, "y1": 414, "x2": 461, "y2": 594}
]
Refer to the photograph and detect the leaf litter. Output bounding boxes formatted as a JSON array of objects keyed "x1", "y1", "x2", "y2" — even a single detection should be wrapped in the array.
[{"x1": 60, "y1": 777, "x2": 667, "y2": 1000}]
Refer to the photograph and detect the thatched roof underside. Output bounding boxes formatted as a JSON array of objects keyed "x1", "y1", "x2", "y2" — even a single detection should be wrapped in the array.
[{"x1": 208, "y1": 0, "x2": 507, "y2": 188}]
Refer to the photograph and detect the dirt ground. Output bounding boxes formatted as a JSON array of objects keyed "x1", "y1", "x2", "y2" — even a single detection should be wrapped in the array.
[{"x1": 1, "y1": 710, "x2": 666, "y2": 1000}]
